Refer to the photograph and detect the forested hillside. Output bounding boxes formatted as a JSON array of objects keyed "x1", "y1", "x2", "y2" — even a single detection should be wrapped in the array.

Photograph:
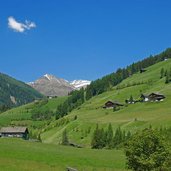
[{"x1": 0, "y1": 72, "x2": 43, "y2": 109}]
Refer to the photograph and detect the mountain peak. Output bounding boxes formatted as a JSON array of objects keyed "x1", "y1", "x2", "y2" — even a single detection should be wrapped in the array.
[
  {"x1": 28, "y1": 74, "x2": 91, "y2": 96},
  {"x1": 43, "y1": 74, "x2": 55, "y2": 81}
]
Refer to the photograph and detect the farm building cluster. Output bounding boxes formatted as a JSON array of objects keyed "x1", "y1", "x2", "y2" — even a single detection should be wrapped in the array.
[{"x1": 103, "y1": 92, "x2": 166, "y2": 110}]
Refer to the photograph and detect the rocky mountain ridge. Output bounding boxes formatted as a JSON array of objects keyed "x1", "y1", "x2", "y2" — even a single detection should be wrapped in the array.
[{"x1": 28, "y1": 74, "x2": 91, "y2": 96}]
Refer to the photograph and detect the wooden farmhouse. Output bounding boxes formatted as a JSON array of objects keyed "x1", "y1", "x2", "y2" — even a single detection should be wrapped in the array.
[
  {"x1": 140, "y1": 93, "x2": 165, "y2": 102},
  {"x1": 103, "y1": 101, "x2": 124, "y2": 109},
  {"x1": 0, "y1": 127, "x2": 29, "y2": 139},
  {"x1": 148, "y1": 93, "x2": 165, "y2": 101}
]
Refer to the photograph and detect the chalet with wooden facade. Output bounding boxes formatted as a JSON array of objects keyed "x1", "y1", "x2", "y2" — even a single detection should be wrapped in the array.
[
  {"x1": 140, "y1": 93, "x2": 165, "y2": 102},
  {"x1": 148, "y1": 93, "x2": 165, "y2": 101},
  {"x1": 0, "y1": 127, "x2": 29, "y2": 139}
]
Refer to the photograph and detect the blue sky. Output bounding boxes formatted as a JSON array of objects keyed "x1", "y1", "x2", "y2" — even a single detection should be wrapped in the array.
[{"x1": 1, "y1": 0, "x2": 171, "y2": 82}]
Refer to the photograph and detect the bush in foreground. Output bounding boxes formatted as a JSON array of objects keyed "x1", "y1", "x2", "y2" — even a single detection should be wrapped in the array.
[{"x1": 124, "y1": 128, "x2": 170, "y2": 171}]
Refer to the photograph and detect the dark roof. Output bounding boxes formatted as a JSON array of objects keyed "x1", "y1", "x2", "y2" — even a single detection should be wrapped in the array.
[
  {"x1": 149, "y1": 92, "x2": 165, "y2": 97},
  {"x1": 105, "y1": 101, "x2": 123, "y2": 106},
  {"x1": 0, "y1": 127, "x2": 28, "y2": 133}
]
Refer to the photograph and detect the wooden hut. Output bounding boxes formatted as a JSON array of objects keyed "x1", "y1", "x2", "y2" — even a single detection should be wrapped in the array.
[{"x1": 0, "y1": 127, "x2": 29, "y2": 139}]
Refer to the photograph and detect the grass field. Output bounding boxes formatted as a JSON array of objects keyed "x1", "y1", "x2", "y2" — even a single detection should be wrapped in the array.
[{"x1": 0, "y1": 138, "x2": 126, "y2": 171}]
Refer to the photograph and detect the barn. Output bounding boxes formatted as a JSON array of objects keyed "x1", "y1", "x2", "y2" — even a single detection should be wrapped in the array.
[{"x1": 0, "y1": 127, "x2": 29, "y2": 139}]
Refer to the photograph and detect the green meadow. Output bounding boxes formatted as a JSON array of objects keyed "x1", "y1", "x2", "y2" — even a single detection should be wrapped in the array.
[
  {"x1": 0, "y1": 138, "x2": 126, "y2": 171},
  {"x1": 0, "y1": 59, "x2": 171, "y2": 170}
]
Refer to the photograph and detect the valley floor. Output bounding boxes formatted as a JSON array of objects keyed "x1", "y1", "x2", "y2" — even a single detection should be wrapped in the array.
[{"x1": 0, "y1": 138, "x2": 127, "y2": 171}]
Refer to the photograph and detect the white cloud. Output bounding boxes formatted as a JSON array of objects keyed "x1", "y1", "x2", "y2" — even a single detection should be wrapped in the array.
[{"x1": 8, "y1": 16, "x2": 36, "y2": 33}]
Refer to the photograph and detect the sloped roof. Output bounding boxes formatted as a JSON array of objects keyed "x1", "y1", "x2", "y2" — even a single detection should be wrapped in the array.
[
  {"x1": 149, "y1": 92, "x2": 165, "y2": 97},
  {"x1": 0, "y1": 127, "x2": 28, "y2": 133},
  {"x1": 105, "y1": 101, "x2": 123, "y2": 106}
]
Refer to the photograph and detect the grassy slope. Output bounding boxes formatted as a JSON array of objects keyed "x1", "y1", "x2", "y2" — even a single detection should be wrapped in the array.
[
  {"x1": 41, "y1": 59, "x2": 171, "y2": 146},
  {"x1": 0, "y1": 96, "x2": 67, "y2": 131},
  {"x1": 0, "y1": 138, "x2": 126, "y2": 171}
]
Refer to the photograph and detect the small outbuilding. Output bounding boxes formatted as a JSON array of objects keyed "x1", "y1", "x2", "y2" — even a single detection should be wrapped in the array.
[{"x1": 0, "y1": 127, "x2": 29, "y2": 139}]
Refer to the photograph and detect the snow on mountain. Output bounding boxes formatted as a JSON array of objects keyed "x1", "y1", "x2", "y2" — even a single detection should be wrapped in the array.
[
  {"x1": 28, "y1": 74, "x2": 91, "y2": 96},
  {"x1": 28, "y1": 74, "x2": 74, "y2": 97},
  {"x1": 44, "y1": 74, "x2": 53, "y2": 81},
  {"x1": 70, "y1": 80, "x2": 91, "y2": 90}
]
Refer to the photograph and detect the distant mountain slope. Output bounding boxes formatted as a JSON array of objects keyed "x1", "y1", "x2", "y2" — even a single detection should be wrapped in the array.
[
  {"x1": 0, "y1": 72, "x2": 43, "y2": 107},
  {"x1": 29, "y1": 74, "x2": 91, "y2": 96},
  {"x1": 28, "y1": 74, "x2": 74, "y2": 97}
]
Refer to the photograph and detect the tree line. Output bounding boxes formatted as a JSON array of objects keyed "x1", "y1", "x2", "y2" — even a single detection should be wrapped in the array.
[
  {"x1": 91, "y1": 124, "x2": 131, "y2": 149},
  {"x1": 86, "y1": 48, "x2": 171, "y2": 100}
]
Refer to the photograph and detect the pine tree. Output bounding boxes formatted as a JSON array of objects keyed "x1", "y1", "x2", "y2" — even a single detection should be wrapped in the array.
[
  {"x1": 62, "y1": 129, "x2": 69, "y2": 145},
  {"x1": 91, "y1": 124, "x2": 99, "y2": 149},
  {"x1": 165, "y1": 69, "x2": 168, "y2": 77},
  {"x1": 122, "y1": 130, "x2": 126, "y2": 142},
  {"x1": 113, "y1": 127, "x2": 122, "y2": 147},
  {"x1": 165, "y1": 70, "x2": 169, "y2": 84},
  {"x1": 169, "y1": 68, "x2": 171, "y2": 81},
  {"x1": 91, "y1": 124, "x2": 106, "y2": 149},
  {"x1": 160, "y1": 68, "x2": 164, "y2": 78},
  {"x1": 106, "y1": 123, "x2": 113, "y2": 148}
]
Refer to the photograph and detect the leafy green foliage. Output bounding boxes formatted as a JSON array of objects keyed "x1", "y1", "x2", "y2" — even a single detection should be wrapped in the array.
[{"x1": 124, "y1": 128, "x2": 170, "y2": 171}]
